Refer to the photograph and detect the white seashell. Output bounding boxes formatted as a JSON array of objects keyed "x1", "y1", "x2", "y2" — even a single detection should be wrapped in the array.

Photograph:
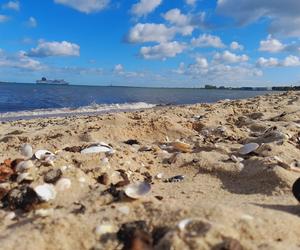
[
  {"x1": 35, "y1": 184, "x2": 57, "y2": 201},
  {"x1": 55, "y1": 178, "x2": 71, "y2": 191},
  {"x1": 238, "y1": 143, "x2": 259, "y2": 155},
  {"x1": 95, "y1": 224, "x2": 117, "y2": 236},
  {"x1": 15, "y1": 160, "x2": 34, "y2": 172},
  {"x1": 178, "y1": 218, "x2": 193, "y2": 231},
  {"x1": 17, "y1": 173, "x2": 34, "y2": 183},
  {"x1": 5, "y1": 212, "x2": 16, "y2": 221},
  {"x1": 117, "y1": 206, "x2": 130, "y2": 215},
  {"x1": 20, "y1": 144, "x2": 33, "y2": 158},
  {"x1": 35, "y1": 208, "x2": 54, "y2": 217},
  {"x1": 81, "y1": 143, "x2": 112, "y2": 154},
  {"x1": 35, "y1": 150, "x2": 55, "y2": 160},
  {"x1": 78, "y1": 177, "x2": 86, "y2": 183},
  {"x1": 124, "y1": 182, "x2": 151, "y2": 199},
  {"x1": 155, "y1": 173, "x2": 164, "y2": 179}
]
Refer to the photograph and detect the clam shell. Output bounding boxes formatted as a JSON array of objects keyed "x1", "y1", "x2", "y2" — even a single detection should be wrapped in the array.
[
  {"x1": 17, "y1": 173, "x2": 34, "y2": 183},
  {"x1": 81, "y1": 143, "x2": 112, "y2": 154},
  {"x1": 20, "y1": 144, "x2": 33, "y2": 158},
  {"x1": 15, "y1": 160, "x2": 34, "y2": 172},
  {"x1": 238, "y1": 143, "x2": 259, "y2": 155},
  {"x1": 124, "y1": 182, "x2": 151, "y2": 199},
  {"x1": 55, "y1": 178, "x2": 71, "y2": 191},
  {"x1": 35, "y1": 184, "x2": 57, "y2": 201},
  {"x1": 35, "y1": 150, "x2": 55, "y2": 160}
]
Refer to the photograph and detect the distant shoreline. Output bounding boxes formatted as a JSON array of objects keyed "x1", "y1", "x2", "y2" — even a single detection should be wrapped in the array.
[{"x1": 0, "y1": 81, "x2": 289, "y2": 91}]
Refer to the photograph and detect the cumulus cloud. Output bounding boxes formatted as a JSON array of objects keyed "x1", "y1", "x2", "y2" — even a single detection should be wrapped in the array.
[
  {"x1": 26, "y1": 17, "x2": 37, "y2": 28},
  {"x1": 140, "y1": 41, "x2": 186, "y2": 60},
  {"x1": 131, "y1": 0, "x2": 162, "y2": 17},
  {"x1": 27, "y1": 40, "x2": 80, "y2": 57},
  {"x1": 191, "y1": 34, "x2": 225, "y2": 48},
  {"x1": 217, "y1": 0, "x2": 300, "y2": 37},
  {"x1": 2, "y1": 1, "x2": 20, "y2": 11},
  {"x1": 230, "y1": 41, "x2": 244, "y2": 50},
  {"x1": 256, "y1": 55, "x2": 300, "y2": 67},
  {"x1": 126, "y1": 23, "x2": 175, "y2": 43},
  {"x1": 0, "y1": 15, "x2": 9, "y2": 23},
  {"x1": 0, "y1": 49, "x2": 43, "y2": 71},
  {"x1": 54, "y1": 0, "x2": 110, "y2": 14},
  {"x1": 213, "y1": 50, "x2": 249, "y2": 63},
  {"x1": 259, "y1": 35, "x2": 285, "y2": 53}
]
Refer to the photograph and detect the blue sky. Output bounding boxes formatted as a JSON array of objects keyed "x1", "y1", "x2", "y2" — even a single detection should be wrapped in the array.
[{"x1": 1, "y1": 0, "x2": 300, "y2": 87}]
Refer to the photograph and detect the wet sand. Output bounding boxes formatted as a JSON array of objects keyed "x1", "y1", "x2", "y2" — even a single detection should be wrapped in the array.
[{"x1": 1, "y1": 91, "x2": 300, "y2": 250}]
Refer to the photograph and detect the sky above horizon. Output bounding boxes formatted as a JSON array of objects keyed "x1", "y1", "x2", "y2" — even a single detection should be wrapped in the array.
[{"x1": 1, "y1": 0, "x2": 300, "y2": 87}]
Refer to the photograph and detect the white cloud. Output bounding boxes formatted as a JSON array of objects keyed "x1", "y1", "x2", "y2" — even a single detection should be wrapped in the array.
[
  {"x1": 256, "y1": 55, "x2": 300, "y2": 67},
  {"x1": 185, "y1": 0, "x2": 197, "y2": 6},
  {"x1": 195, "y1": 57, "x2": 208, "y2": 68},
  {"x1": 27, "y1": 40, "x2": 80, "y2": 57},
  {"x1": 2, "y1": 1, "x2": 20, "y2": 11},
  {"x1": 217, "y1": 0, "x2": 300, "y2": 37},
  {"x1": 191, "y1": 34, "x2": 225, "y2": 48},
  {"x1": 54, "y1": 0, "x2": 109, "y2": 14},
  {"x1": 0, "y1": 15, "x2": 9, "y2": 23},
  {"x1": 256, "y1": 57, "x2": 279, "y2": 67},
  {"x1": 282, "y1": 55, "x2": 300, "y2": 67},
  {"x1": 163, "y1": 8, "x2": 189, "y2": 26},
  {"x1": 213, "y1": 50, "x2": 249, "y2": 63},
  {"x1": 0, "y1": 49, "x2": 43, "y2": 71},
  {"x1": 259, "y1": 35, "x2": 285, "y2": 53},
  {"x1": 26, "y1": 17, "x2": 37, "y2": 28},
  {"x1": 113, "y1": 64, "x2": 144, "y2": 78},
  {"x1": 127, "y1": 23, "x2": 175, "y2": 43},
  {"x1": 131, "y1": 0, "x2": 162, "y2": 17},
  {"x1": 230, "y1": 41, "x2": 244, "y2": 50},
  {"x1": 140, "y1": 41, "x2": 186, "y2": 60}
]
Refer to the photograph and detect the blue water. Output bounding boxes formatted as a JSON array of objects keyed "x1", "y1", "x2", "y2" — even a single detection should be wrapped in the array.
[{"x1": 0, "y1": 82, "x2": 271, "y2": 113}]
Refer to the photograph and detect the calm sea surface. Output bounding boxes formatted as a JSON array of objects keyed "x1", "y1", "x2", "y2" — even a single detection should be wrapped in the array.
[{"x1": 0, "y1": 83, "x2": 272, "y2": 120}]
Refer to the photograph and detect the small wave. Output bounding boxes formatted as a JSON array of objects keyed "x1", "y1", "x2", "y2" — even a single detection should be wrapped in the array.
[{"x1": 0, "y1": 102, "x2": 156, "y2": 121}]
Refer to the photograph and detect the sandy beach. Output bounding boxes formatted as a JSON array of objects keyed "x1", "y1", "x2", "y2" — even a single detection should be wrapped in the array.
[{"x1": 1, "y1": 91, "x2": 300, "y2": 250}]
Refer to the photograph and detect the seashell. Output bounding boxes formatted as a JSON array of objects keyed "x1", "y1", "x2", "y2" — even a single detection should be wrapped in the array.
[
  {"x1": 164, "y1": 175, "x2": 185, "y2": 183},
  {"x1": 5, "y1": 211, "x2": 16, "y2": 220},
  {"x1": 124, "y1": 182, "x2": 151, "y2": 199},
  {"x1": 35, "y1": 208, "x2": 54, "y2": 217},
  {"x1": 34, "y1": 184, "x2": 57, "y2": 201},
  {"x1": 15, "y1": 160, "x2": 34, "y2": 172},
  {"x1": 171, "y1": 141, "x2": 193, "y2": 153},
  {"x1": 20, "y1": 144, "x2": 33, "y2": 158},
  {"x1": 155, "y1": 173, "x2": 164, "y2": 179},
  {"x1": 230, "y1": 155, "x2": 243, "y2": 163},
  {"x1": 81, "y1": 143, "x2": 113, "y2": 154},
  {"x1": 117, "y1": 205, "x2": 130, "y2": 215},
  {"x1": 139, "y1": 146, "x2": 152, "y2": 152},
  {"x1": 55, "y1": 178, "x2": 71, "y2": 191},
  {"x1": 177, "y1": 218, "x2": 211, "y2": 237},
  {"x1": 238, "y1": 143, "x2": 259, "y2": 155},
  {"x1": 17, "y1": 173, "x2": 34, "y2": 183},
  {"x1": 35, "y1": 150, "x2": 55, "y2": 160},
  {"x1": 44, "y1": 169, "x2": 62, "y2": 183},
  {"x1": 291, "y1": 161, "x2": 300, "y2": 168},
  {"x1": 95, "y1": 224, "x2": 117, "y2": 236}
]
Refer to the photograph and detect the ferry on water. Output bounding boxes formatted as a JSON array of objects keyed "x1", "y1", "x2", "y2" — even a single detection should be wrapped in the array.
[{"x1": 36, "y1": 77, "x2": 69, "y2": 85}]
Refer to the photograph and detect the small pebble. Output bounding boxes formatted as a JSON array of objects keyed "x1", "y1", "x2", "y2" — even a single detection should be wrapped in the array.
[{"x1": 44, "y1": 169, "x2": 62, "y2": 184}]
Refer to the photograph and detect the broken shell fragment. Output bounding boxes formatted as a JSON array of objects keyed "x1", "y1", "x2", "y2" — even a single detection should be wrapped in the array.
[
  {"x1": 177, "y1": 218, "x2": 211, "y2": 237},
  {"x1": 164, "y1": 175, "x2": 185, "y2": 183},
  {"x1": 35, "y1": 150, "x2": 55, "y2": 160},
  {"x1": 35, "y1": 184, "x2": 57, "y2": 201},
  {"x1": 171, "y1": 141, "x2": 193, "y2": 153},
  {"x1": 0, "y1": 164, "x2": 14, "y2": 182},
  {"x1": 124, "y1": 182, "x2": 151, "y2": 199},
  {"x1": 44, "y1": 169, "x2": 62, "y2": 184},
  {"x1": 35, "y1": 208, "x2": 54, "y2": 217},
  {"x1": 95, "y1": 224, "x2": 117, "y2": 236},
  {"x1": 55, "y1": 178, "x2": 71, "y2": 191},
  {"x1": 20, "y1": 144, "x2": 33, "y2": 158},
  {"x1": 15, "y1": 160, "x2": 34, "y2": 173},
  {"x1": 81, "y1": 143, "x2": 113, "y2": 154},
  {"x1": 238, "y1": 143, "x2": 259, "y2": 155},
  {"x1": 17, "y1": 173, "x2": 34, "y2": 183}
]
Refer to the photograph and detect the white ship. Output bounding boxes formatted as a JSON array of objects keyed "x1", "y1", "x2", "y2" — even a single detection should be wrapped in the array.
[{"x1": 36, "y1": 77, "x2": 69, "y2": 85}]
